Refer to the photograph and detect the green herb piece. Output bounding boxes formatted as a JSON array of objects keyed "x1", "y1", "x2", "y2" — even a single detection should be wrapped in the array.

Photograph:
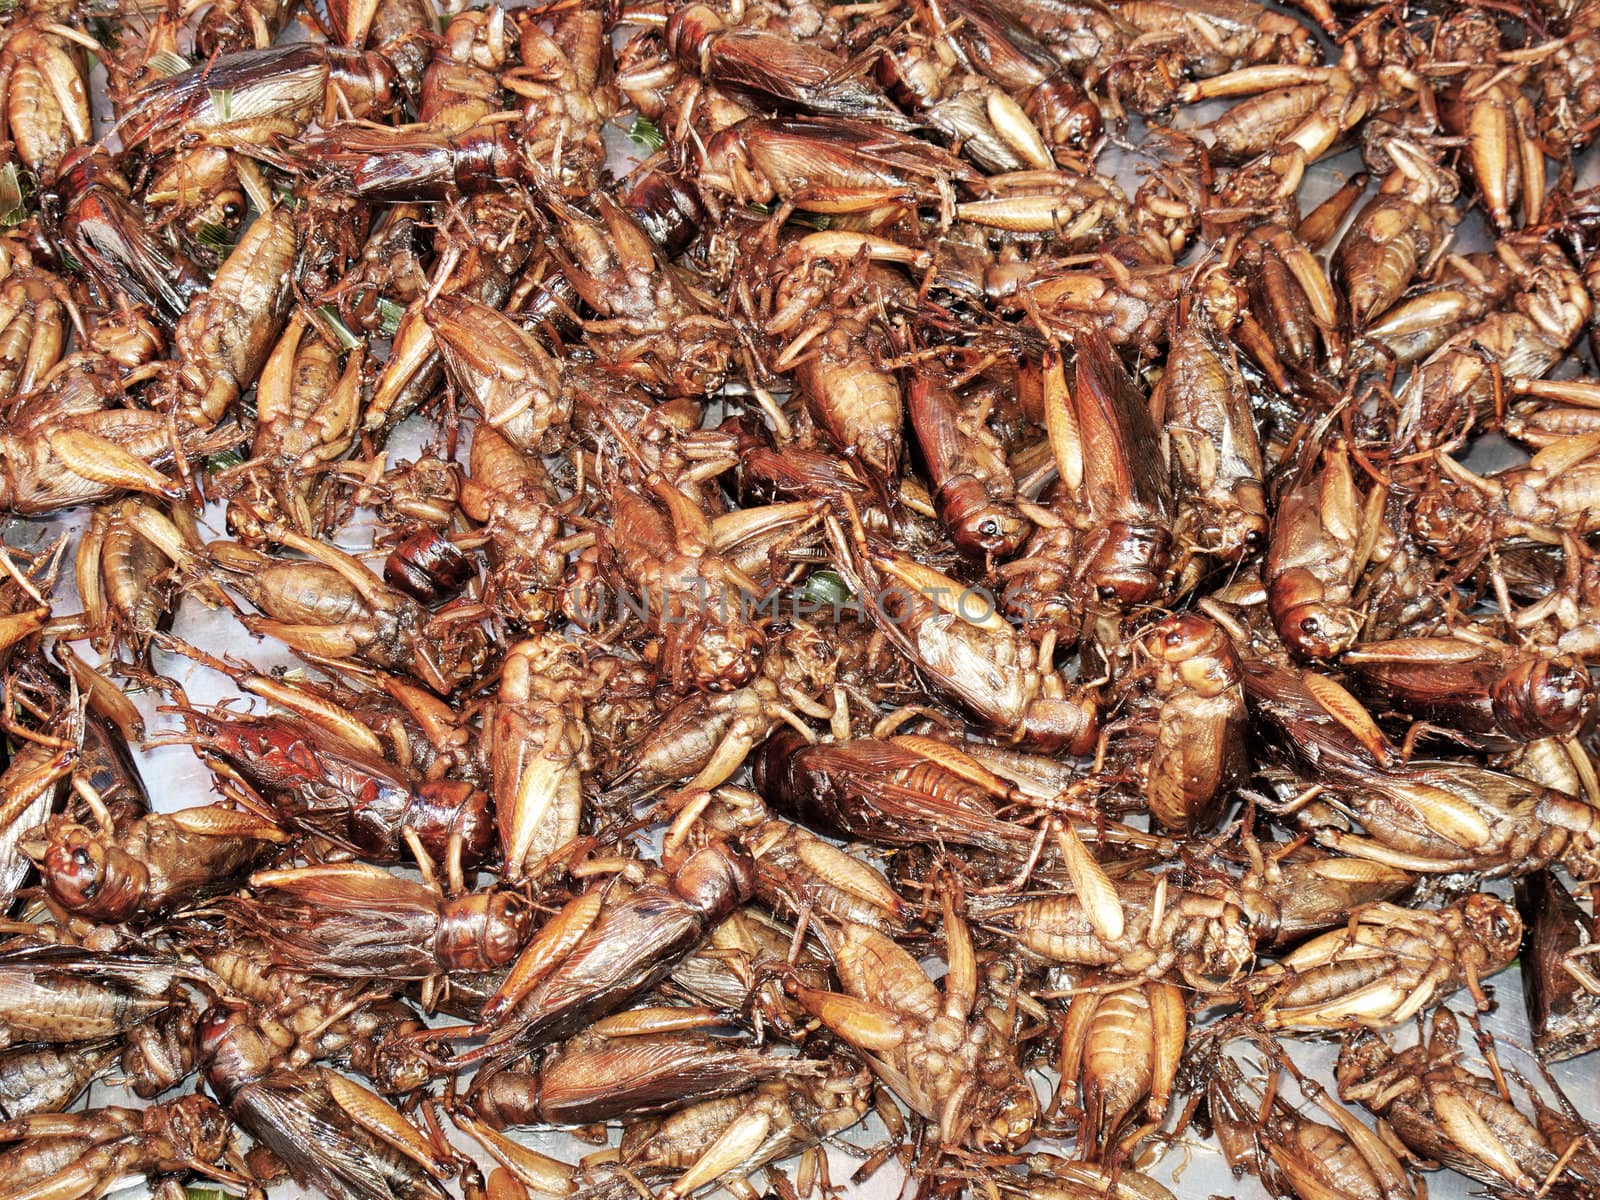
[
  {"x1": 205, "y1": 450, "x2": 244, "y2": 475},
  {"x1": 801, "y1": 569, "x2": 853, "y2": 609},
  {"x1": 376, "y1": 297, "x2": 408, "y2": 337},
  {"x1": 318, "y1": 305, "x2": 363, "y2": 352},
  {"x1": 196, "y1": 222, "x2": 235, "y2": 252},
  {"x1": 626, "y1": 115, "x2": 664, "y2": 153},
  {"x1": 0, "y1": 164, "x2": 25, "y2": 228},
  {"x1": 209, "y1": 88, "x2": 234, "y2": 121}
]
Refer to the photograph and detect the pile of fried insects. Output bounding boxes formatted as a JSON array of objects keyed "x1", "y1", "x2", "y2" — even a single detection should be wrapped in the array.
[{"x1": 10, "y1": 0, "x2": 1600, "y2": 1195}]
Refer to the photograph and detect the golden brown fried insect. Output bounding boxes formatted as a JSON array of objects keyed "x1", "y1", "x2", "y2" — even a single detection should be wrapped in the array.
[
  {"x1": 1056, "y1": 976, "x2": 1185, "y2": 1161},
  {"x1": 1239, "y1": 894, "x2": 1521, "y2": 1030},
  {"x1": 1338, "y1": 1008, "x2": 1584, "y2": 1196},
  {"x1": 238, "y1": 862, "x2": 529, "y2": 980},
  {"x1": 0, "y1": 1094, "x2": 237, "y2": 1200},
  {"x1": 24, "y1": 803, "x2": 286, "y2": 923},
  {"x1": 1204, "y1": 1027, "x2": 1422, "y2": 1200},
  {"x1": 789, "y1": 886, "x2": 1039, "y2": 1153}
]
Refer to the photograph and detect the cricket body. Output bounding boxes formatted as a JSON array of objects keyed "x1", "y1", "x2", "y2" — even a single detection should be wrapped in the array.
[
  {"x1": 1122, "y1": 612, "x2": 1247, "y2": 832},
  {"x1": 1238, "y1": 894, "x2": 1521, "y2": 1030},
  {"x1": 25, "y1": 804, "x2": 287, "y2": 922},
  {"x1": 787, "y1": 886, "x2": 1040, "y2": 1152},
  {"x1": 1057, "y1": 976, "x2": 1185, "y2": 1160},
  {"x1": 415, "y1": 841, "x2": 756, "y2": 1072}
]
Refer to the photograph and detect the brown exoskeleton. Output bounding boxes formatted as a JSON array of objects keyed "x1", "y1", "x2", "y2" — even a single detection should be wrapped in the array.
[
  {"x1": 511, "y1": 3, "x2": 616, "y2": 197},
  {"x1": 872, "y1": 4, "x2": 1059, "y2": 174},
  {"x1": 1182, "y1": 55, "x2": 1373, "y2": 173},
  {"x1": 201, "y1": 1007, "x2": 462, "y2": 1200},
  {"x1": 1055, "y1": 976, "x2": 1185, "y2": 1161},
  {"x1": 1238, "y1": 894, "x2": 1521, "y2": 1030},
  {"x1": 1000, "y1": 333, "x2": 1174, "y2": 642},
  {"x1": 697, "y1": 115, "x2": 978, "y2": 225},
  {"x1": 788, "y1": 885, "x2": 1040, "y2": 1152},
  {"x1": 1333, "y1": 133, "x2": 1460, "y2": 331},
  {"x1": 1338, "y1": 1007, "x2": 1594, "y2": 1197},
  {"x1": 1158, "y1": 281, "x2": 1269, "y2": 567},
  {"x1": 1360, "y1": 250, "x2": 1516, "y2": 370},
  {"x1": 1191, "y1": 827, "x2": 1416, "y2": 951},
  {"x1": 490, "y1": 634, "x2": 606, "y2": 881},
  {"x1": 0, "y1": 1095, "x2": 239, "y2": 1200},
  {"x1": 474, "y1": 1005, "x2": 823, "y2": 1126},
  {"x1": 1264, "y1": 439, "x2": 1387, "y2": 660},
  {"x1": 906, "y1": 366, "x2": 1030, "y2": 561},
  {"x1": 1202, "y1": 1024, "x2": 1422, "y2": 1200},
  {"x1": 1394, "y1": 236, "x2": 1590, "y2": 451},
  {"x1": 0, "y1": 1041, "x2": 118, "y2": 1119},
  {"x1": 589, "y1": 464, "x2": 767, "y2": 695},
  {"x1": 1246, "y1": 659, "x2": 1600, "y2": 879},
  {"x1": 983, "y1": 873, "x2": 1253, "y2": 990},
  {"x1": 74, "y1": 498, "x2": 214, "y2": 659},
  {"x1": 237, "y1": 862, "x2": 531, "y2": 982},
  {"x1": 427, "y1": 294, "x2": 572, "y2": 455},
  {"x1": 670, "y1": 904, "x2": 836, "y2": 1036},
  {"x1": 207, "y1": 531, "x2": 490, "y2": 695},
  {"x1": 0, "y1": 239, "x2": 73, "y2": 408},
  {"x1": 1515, "y1": 870, "x2": 1600, "y2": 1063},
  {"x1": 697, "y1": 785, "x2": 912, "y2": 936},
  {"x1": 1116, "y1": 612, "x2": 1248, "y2": 833},
  {"x1": 197, "y1": 936, "x2": 431, "y2": 1093},
  {"x1": 405, "y1": 841, "x2": 756, "y2": 1073},
  {"x1": 1230, "y1": 217, "x2": 1348, "y2": 390},
  {"x1": 827, "y1": 523, "x2": 1100, "y2": 752},
  {"x1": 666, "y1": 3, "x2": 911, "y2": 129},
  {"x1": 542, "y1": 188, "x2": 734, "y2": 397},
  {"x1": 168, "y1": 205, "x2": 297, "y2": 432},
  {"x1": 24, "y1": 799, "x2": 286, "y2": 923},
  {"x1": 459, "y1": 425, "x2": 566, "y2": 627},
  {"x1": 0, "y1": 944, "x2": 210, "y2": 1048},
  {"x1": 118, "y1": 42, "x2": 397, "y2": 159},
  {"x1": 998, "y1": 1156, "x2": 1180, "y2": 1200},
  {"x1": 620, "y1": 622, "x2": 836, "y2": 795},
  {"x1": 0, "y1": 12, "x2": 91, "y2": 183},
  {"x1": 1433, "y1": 11, "x2": 1542, "y2": 235},
  {"x1": 1342, "y1": 635, "x2": 1595, "y2": 747},
  {"x1": 756, "y1": 730, "x2": 1042, "y2": 859},
  {"x1": 227, "y1": 309, "x2": 365, "y2": 537},
  {"x1": 364, "y1": 192, "x2": 536, "y2": 435},
  {"x1": 166, "y1": 708, "x2": 496, "y2": 869},
  {"x1": 618, "y1": 1065, "x2": 872, "y2": 1200}
]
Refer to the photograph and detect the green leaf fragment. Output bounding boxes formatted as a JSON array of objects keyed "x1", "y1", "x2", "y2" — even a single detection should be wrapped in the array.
[
  {"x1": 375, "y1": 297, "x2": 408, "y2": 337},
  {"x1": 0, "y1": 164, "x2": 25, "y2": 228},
  {"x1": 318, "y1": 305, "x2": 363, "y2": 352},
  {"x1": 197, "y1": 222, "x2": 235, "y2": 252},
  {"x1": 205, "y1": 450, "x2": 244, "y2": 475},
  {"x1": 627, "y1": 116, "x2": 664, "y2": 153},
  {"x1": 801, "y1": 569, "x2": 853, "y2": 609},
  {"x1": 209, "y1": 88, "x2": 233, "y2": 121}
]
